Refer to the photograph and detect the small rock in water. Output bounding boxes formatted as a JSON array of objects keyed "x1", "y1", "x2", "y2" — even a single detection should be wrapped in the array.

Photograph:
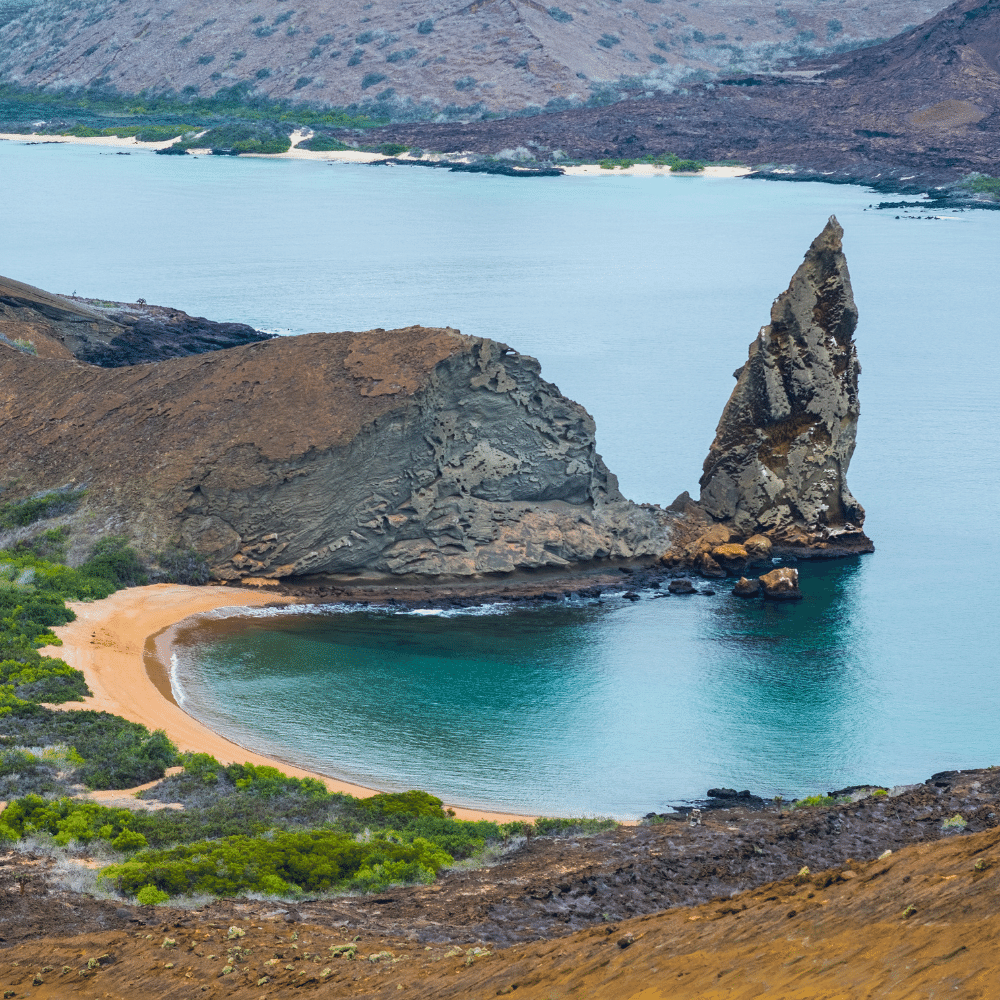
[
  {"x1": 759, "y1": 567, "x2": 803, "y2": 600},
  {"x1": 732, "y1": 576, "x2": 761, "y2": 597},
  {"x1": 668, "y1": 578, "x2": 697, "y2": 595}
]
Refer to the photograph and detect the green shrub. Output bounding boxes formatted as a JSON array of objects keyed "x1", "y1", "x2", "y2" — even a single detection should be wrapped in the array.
[
  {"x1": 174, "y1": 123, "x2": 291, "y2": 155},
  {"x1": 299, "y1": 133, "x2": 351, "y2": 151},
  {"x1": 670, "y1": 158, "x2": 705, "y2": 172},
  {"x1": 98, "y1": 828, "x2": 453, "y2": 898},
  {"x1": 153, "y1": 545, "x2": 210, "y2": 585},
  {"x1": 794, "y1": 794, "x2": 836, "y2": 809},
  {"x1": 77, "y1": 535, "x2": 148, "y2": 588},
  {"x1": 136, "y1": 884, "x2": 170, "y2": 905},
  {"x1": 377, "y1": 142, "x2": 409, "y2": 156},
  {"x1": 968, "y1": 175, "x2": 1000, "y2": 199},
  {"x1": 134, "y1": 124, "x2": 195, "y2": 142},
  {"x1": 533, "y1": 816, "x2": 618, "y2": 836},
  {"x1": 0, "y1": 489, "x2": 86, "y2": 529},
  {"x1": 0, "y1": 704, "x2": 178, "y2": 788},
  {"x1": 9, "y1": 527, "x2": 71, "y2": 563}
]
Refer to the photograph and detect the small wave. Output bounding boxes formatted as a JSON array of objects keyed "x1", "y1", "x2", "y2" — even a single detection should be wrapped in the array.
[{"x1": 169, "y1": 651, "x2": 189, "y2": 708}]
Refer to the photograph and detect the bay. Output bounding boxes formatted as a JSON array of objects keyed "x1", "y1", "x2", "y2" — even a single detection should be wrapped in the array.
[{"x1": 3, "y1": 141, "x2": 998, "y2": 816}]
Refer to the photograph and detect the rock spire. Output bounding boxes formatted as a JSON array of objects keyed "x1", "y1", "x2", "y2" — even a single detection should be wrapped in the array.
[{"x1": 698, "y1": 216, "x2": 873, "y2": 554}]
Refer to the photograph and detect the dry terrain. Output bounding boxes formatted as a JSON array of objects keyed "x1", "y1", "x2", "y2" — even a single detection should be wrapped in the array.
[
  {"x1": 361, "y1": 0, "x2": 1000, "y2": 186},
  {"x1": 2, "y1": 767, "x2": 999, "y2": 998},
  {"x1": 0, "y1": 0, "x2": 943, "y2": 114}
]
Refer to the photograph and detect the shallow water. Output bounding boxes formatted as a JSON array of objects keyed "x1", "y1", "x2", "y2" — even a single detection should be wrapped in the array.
[{"x1": 4, "y1": 142, "x2": 999, "y2": 816}]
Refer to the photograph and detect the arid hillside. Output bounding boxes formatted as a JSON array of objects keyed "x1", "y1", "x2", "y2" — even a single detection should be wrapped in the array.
[
  {"x1": 0, "y1": 0, "x2": 944, "y2": 114},
  {"x1": 3, "y1": 769, "x2": 999, "y2": 999},
  {"x1": 364, "y1": 0, "x2": 1000, "y2": 184}
]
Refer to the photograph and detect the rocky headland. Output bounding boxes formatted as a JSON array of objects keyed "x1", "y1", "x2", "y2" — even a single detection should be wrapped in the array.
[
  {"x1": 0, "y1": 219, "x2": 870, "y2": 590},
  {"x1": 0, "y1": 274, "x2": 273, "y2": 366}
]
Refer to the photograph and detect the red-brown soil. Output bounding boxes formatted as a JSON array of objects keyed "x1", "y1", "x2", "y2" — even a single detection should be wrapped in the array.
[{"x1": 3, "y1": 768, "x2": 999, "y2": 998}]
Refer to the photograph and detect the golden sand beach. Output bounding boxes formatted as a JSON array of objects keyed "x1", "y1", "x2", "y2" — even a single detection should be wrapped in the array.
[{"x1": 40, "y1": 583, "x2": 532, "y2": 823}]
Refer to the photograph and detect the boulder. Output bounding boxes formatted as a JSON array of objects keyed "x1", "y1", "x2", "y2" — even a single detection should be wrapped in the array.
[
  {"x1": 732, "y1": 576, "x2": 761, "y2": 597},
  {"x1": 759, "y1": 567, "x2": 803, "y2": 600},
  {"x1": 744, "y1": 534, "x2": 774, "y2": 563},
  {"x1": 699, "y1": 552, "x2": 726, "y2": 579},
  {"x1": 712, "y1": 542, "x2": 748, "y2": 575},
  {"x1": 668, "y1": 578, "x2": 697, "y2": 594},
  {"x1": 698, "y1": 217, "x2": 873, "y2": 556}
]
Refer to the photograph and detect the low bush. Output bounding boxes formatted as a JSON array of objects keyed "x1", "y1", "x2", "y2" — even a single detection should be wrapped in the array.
[
  {"x1": 173, "y1": 123, "x2": 291, "y2": 154},
  {"x1": 134, "y1": 124, "x2": 196, "y2": 142},
  {"x1": 377, "y1": 142, "x2": 409, "y2": 156},
  {"x1": 153, "y1": 545, "x2": 210, "y2": 585},
  {"x1": 98, "y1": 828, "x2": 452, "y2": 898},
  {"x1": 0, "y1": 489, "x2": 85, "y2": 529},
  {"x1": 78, "y1": 535, "x2": 149, "y2": 588},
  {"x1": 0, "y1": 704, "x2": 178, "y2": 788},
  {"x1": 968, "y1": 174, "x2": 1000, "y2": 198},
  {"x1": 9, "y1": 527, "x2": 71, "y2": 564}
]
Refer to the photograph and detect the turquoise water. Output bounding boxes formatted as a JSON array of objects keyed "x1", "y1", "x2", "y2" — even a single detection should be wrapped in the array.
[{"x1": 3, "y1": 141, "x2": 999, "y2": 815}]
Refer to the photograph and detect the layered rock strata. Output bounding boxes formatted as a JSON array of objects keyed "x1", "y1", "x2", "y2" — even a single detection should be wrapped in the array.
[
  {"x1": 696, "y1": 216, "x2": 873, "y2": 556},
  {"x1": 0, "y1": 324, "x2": 673, "y2": 580}
]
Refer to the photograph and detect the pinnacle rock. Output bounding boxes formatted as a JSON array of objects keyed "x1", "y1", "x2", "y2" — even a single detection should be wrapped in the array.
[{"x1": 698, "y1": 216, "x2": 873, "y2": 554}]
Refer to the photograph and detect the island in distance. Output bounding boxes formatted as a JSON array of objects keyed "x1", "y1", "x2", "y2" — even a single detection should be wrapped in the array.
[{"x1": 0, "y1": 217, "x2": 870, "y2": 592}]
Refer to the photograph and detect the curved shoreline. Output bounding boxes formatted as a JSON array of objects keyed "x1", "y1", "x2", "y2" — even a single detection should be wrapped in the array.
[{"x1": 41, "y1": 583, "x2": 534, "y2": 823}]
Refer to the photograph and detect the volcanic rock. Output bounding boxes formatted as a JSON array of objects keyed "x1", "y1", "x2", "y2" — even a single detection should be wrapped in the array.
[
  {"x1": 698, "y1": 217, "x2": 873, "y2": 556},
  {"x1": 732, "y1": 576, "x2": 761, "y2": 598},
  {"x1": 743, "y1": 534, "x2": 774, "y2": 564},
  {"x1": 0, "y1": 316, "x2": 674, "y2": 581},
  {"x1": 667, "y1": 578, "x2": 697, "y2": 595},
  {"x1": 0, "y1": 274, "x2": 273, "y2": 366},
  {"x1": 758, "y1": 567, "x2": 804, "y2": 600},
  {"x1": 711, "y1": 542, "x2": 749, "y2": 576}
]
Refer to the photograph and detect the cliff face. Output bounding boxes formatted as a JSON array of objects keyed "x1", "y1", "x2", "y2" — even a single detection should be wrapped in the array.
[
  {"x1": 697, "y1": 216, "x2": 872, "y2": 554},
  {"x1": 0, "y1": 324, "x2": 672, "y2": 580}
]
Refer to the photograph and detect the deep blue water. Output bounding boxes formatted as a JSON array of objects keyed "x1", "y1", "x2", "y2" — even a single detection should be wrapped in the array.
[{"x1": 3, "y1": 140, "x2": 998, "y2": 816}]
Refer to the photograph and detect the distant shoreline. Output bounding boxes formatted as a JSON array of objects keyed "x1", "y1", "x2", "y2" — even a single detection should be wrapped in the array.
[
  {"x1": 42, "y1": 583, "x2": 534, "y2": 824},
  {"x1": 0, "y1": 129, "x2": 751, "y2": 177}
]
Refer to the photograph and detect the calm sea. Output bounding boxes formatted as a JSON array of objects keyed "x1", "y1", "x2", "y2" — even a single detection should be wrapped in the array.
[{"x1": 3, "y1": 141, "x2": 998, "y2": 816}]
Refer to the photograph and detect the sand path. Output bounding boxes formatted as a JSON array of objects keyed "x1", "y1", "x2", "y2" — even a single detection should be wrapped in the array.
[{"x1": 39, "y1": 584, "x2": 532, "y2": 823}]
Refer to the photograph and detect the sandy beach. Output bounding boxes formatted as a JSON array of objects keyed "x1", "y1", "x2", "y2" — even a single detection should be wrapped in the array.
[
  {"x1": 39, "y1": 583, "x2": 532, "y2": 823},
  {"x1": 0, "y1": 129, "x2": 749, "y2": 175}
]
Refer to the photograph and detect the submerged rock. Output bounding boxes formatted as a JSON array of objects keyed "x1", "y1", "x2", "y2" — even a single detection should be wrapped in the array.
[{"x1": 698, "y1": 217, "x2": 873, "y2": 556}]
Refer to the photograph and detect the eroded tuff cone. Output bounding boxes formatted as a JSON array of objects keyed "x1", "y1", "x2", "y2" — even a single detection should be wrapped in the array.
[{"x1": 698, "y1": 217, "x2": 873, "y2": 553}]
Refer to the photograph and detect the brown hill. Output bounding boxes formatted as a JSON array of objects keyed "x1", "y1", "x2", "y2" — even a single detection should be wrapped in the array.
[
  {"x1": 0, "y1": 0, "x2": 942, "y2": 114},
  {"x1": 0, "y1": 317, "x2": 674, "y2": 580},
  {"x1": 2, "y1": 777, "x2": 999, "y2": 998},
  {"x1": 366, "y1": 0, "x2": 1000, "y2": 185}
]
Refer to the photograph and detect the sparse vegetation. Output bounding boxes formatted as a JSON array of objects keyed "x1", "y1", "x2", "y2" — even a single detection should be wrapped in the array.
[
  {"x1": 0, "y1": 488, "x2": 86, "y2": 529},
  {"x1": 967, "y1": 174, "x2": 1000, "y2": 199},
  {"x1": 0, "y1": 749, "x2": 617, "y2": 899},
  {"x1": 794, "y1": 794, "x2": 837, "y2": 809},
  {"x1": 298, "y1": 133, "x2": 352, "y2": 151}
]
